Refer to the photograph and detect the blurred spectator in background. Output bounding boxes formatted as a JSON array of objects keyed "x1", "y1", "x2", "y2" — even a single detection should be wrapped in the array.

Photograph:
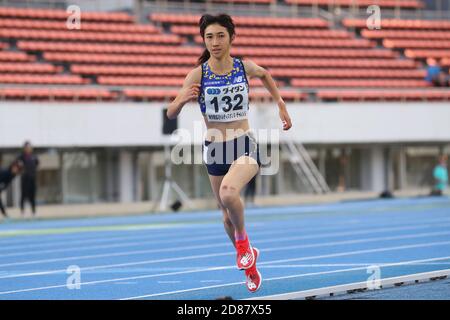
[
  {"x1": 0, "y1": 160, "x2": 23, "y2": 219},
  {"x1": 430, "y1": 154, "x2": 448, "y2": 196},
  {"x1": 425, "y1": 58, "x2": 443, "y2": 86},
  {"x1": 17, "y1": 141, "x2": 39, "y2": 217}
]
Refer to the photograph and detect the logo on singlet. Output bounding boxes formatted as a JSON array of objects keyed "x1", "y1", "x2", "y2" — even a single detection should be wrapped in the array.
[
  {"x1": 233, "y1": 76, "x2": 243, "y2": 84},
  {"x1": 206, "y1": 88, "x2": 221, "y2": 95}
]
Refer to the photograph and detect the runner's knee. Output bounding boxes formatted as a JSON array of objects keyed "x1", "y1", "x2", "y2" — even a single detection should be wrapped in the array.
[{"x1": 219, "y1": 183, "x2": 239, "y2": 207}]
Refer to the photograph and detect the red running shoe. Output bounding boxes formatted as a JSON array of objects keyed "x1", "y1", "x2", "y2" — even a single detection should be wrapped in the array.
[
  {"x1": 235, "y1": 236, "x2": 255, "y2": 270},
  {"x1": 245, "y1": 247, "x2": 262, "y2": 293}
]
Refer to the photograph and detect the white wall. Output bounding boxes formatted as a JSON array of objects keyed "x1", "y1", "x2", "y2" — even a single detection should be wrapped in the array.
[{"x1": 1, "y1": 101, "x2": 450, "y2": 148}]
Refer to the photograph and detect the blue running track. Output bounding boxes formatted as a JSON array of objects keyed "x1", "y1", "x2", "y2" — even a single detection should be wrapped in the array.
[{"x1": 0, "y1": 196, "x2": 449, "y2": 300}]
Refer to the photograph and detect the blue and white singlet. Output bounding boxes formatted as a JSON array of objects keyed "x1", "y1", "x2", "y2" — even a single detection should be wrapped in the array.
[{"x1": 198, "y1": 57, "x2": 250, "y2": 123}]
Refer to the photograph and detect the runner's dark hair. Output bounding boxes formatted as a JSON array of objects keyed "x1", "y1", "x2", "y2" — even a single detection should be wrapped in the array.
[{"x1": 197, "y1": 14, "x2": 237, "y2": 66}]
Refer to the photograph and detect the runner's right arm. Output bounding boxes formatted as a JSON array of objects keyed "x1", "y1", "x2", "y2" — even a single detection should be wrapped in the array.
[{"x1": 166, "y1": 67, "x2": 201, "y2": 120}]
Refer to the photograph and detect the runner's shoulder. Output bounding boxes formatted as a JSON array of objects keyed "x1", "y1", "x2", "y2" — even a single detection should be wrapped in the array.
[{"x1": 183, "y1": 66, "x2": 202, "y2": 87}]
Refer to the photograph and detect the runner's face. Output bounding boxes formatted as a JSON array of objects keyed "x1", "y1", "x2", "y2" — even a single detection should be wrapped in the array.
[{"x1": 204, "y1": 24, "x2": 233, "y2": 58}]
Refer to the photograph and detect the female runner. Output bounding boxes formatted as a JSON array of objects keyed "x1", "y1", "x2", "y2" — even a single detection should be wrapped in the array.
[{"x1": 167, "y1": 14, "x2": 292, "y2": 292}]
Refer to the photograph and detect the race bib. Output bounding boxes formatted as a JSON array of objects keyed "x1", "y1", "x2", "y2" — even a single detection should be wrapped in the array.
[{"x1": 204, "y1": 83, "x2": 249, "y2": 122}]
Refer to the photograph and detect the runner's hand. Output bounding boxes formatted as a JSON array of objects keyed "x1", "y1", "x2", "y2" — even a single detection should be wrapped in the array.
[
  {"x1": 180, "y1": 83, "x2": 201, "y2": 104},
  {"x1": 278, "y1": 99, "x2": 292, "y2": 131}
]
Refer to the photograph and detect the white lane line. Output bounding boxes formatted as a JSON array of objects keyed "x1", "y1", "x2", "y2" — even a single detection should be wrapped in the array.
[
  {"x1": 1, "y1": 241, "x2": 450, "y2": 296},
  {"x1": 0, "y1": 226, "x2": 223, "y2": 252},
  {"x1": 4, "y1": 211, "x2": 446, "y2": 253},
  {"x1": 0, "y1": 221, "x2": 233, "y2": 245},
  {"x1": 3, "y1": 216, "x2": 450, "y2": 258},
  {"x1": 0, "y1": 215, "x2": 356, "y2": 253},
  {"x1": 120, "y1": 255, "x2": 450, "y2": 300},
  {"x1": 1, "y1": 228, "x2": 450, "y2": 279},
  {"x1": 7, "y1": 216, "x2": 420, "y2": 258},
  {"x1": 0, "y1": 207, "x2": 446, "y2": 247},
  {"x1": 1, "y1": 221, "x2": 450, "y2": 272},
  {"x1": 258, "y1": 262, "x2": 450, "y2": 268},
  {"x1": 246, "y1": 269, "x2": 450, "y2": 300}
]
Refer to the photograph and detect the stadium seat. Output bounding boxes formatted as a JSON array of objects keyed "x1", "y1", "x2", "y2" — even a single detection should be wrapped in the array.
[
  {"x1": 0, "y1": 4, "x2": 446, "y2": 102},
  {"x1": 0, "y1": 74, "x2": 88, "y2": 85},
  {"x1": 0, "y1": 29, "x2": 183, "y2": 44},
  {"x1": 193, "y1": 35, "x2": 375, "y2": 48},
  {"x1": 292, "y1": 79, "x2": 429, "y2": 88},
  {"x1": 0, "y1": 87, "x2": 116, "y2": 101},
  {"x1": 18, "y1": 41, "x2": 203, "y2": 55},
  {"x1": 269, "y1": 68, "x2": 425, "y2": 78},
  {"x1": 0, "y1": 7, "x2": 133, "y2": 22},
  {"x1": 150, "y1": 13, "x2": 328, "y2": 28},
  {"x1": 0, "y1": 51, "x2": 35, "y2": 62},
  {"x1": 252, "y1": 57, "x2": 417, "y2": 68},
  {"x1": 317, "y1": 89, "x2": 450, "y2": 101},
  {"x1": 0, "y1": 62, "x2": 62, "y2": 73},
  {"x1": 43, "y1": 52, "x2": 198, "y2": 65},
  {"x1": 171, "y1": 25, "x2": 351, "y2": 38},
  {"x1": 344, "y1": 18, "x2": 450, "y2": 30},
  {"x1": 286, "y1": 0, "x2": 424, "y2": 9}
]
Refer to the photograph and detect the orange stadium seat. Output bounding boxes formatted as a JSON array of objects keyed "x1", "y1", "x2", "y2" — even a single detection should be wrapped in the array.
[
  {"x1": 150, "y1": 13, "x2": 328, "y2": 28},
  {"x1": 0, "y1": 29, "x2": 183, "y2": 44},
  {"x1": 232, "y1": 47, "x2": 397, "y2": 58},
  {"x1": 362, "y1": 30, "x2": 450, "y2": 39},
  {"x1": 0, "y1": 62, "x2": 62, "y2": 73},
  {"x1": 0, "y1": 18, "x2": 160, "y2": 33},
  {"x1": 269, "y1": 68, "x2": 425, "y2": 78},
  {"x1": 43, "y1": 52, "x2": 199, "y2": 65},
  {"x1": 0, "y1": 87, "x2": 116, "y2": 101},
  {"x1": 253, "y1": 57, "x2": 417, "y2": 68},
  {"x1": 72, "y1": 65, "x2": 192, "y2": 77},
  {"x1": 171, "y1": 25, "x2": 351, "y2": 39},
  {"x1": 0, "y1": 74, "x2": 88, "y2": 85},
  {"x1": 98, "y1": 76, "x2": 281, "y2": 87},
  {"x1": 193, "y1": 35, "x2": 375, "y2": 48},
  {"x1": 0, "y1": 5, "x2": 446, "y2": 103},
  {"x1": 404, "y1": 49, "x2": 450, "y2": 59},
  {"x1": 18, "y1": 41, "x2": 203, "y2": 55},
  {"x1": 384, "y1": 39, "x2": 450, "y2": 49},
  {"x1": 292, "y1": 79, "x2": 429, "y2": 88},
  {"x1": 344, "y1": 18, "x2": 450, "y2": 30},
  {"x1": 286, "y1": 0, "x2": 424, "y2": 9},
  {"x1": 49, "y1": 51, "x2": 399, "y2": 68},
  {"x1": 0, "y1": 7, "x2": 133, "y2": 22},
  {"x1": 317, "y1": 90, "x2": 450, "y2": 101},
  {"x1": 342, "y1": 18, "x2": 450, "y2": 65},
  {"x1": 0, "y1": 51, "x2": 35, "y2": 62}
]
